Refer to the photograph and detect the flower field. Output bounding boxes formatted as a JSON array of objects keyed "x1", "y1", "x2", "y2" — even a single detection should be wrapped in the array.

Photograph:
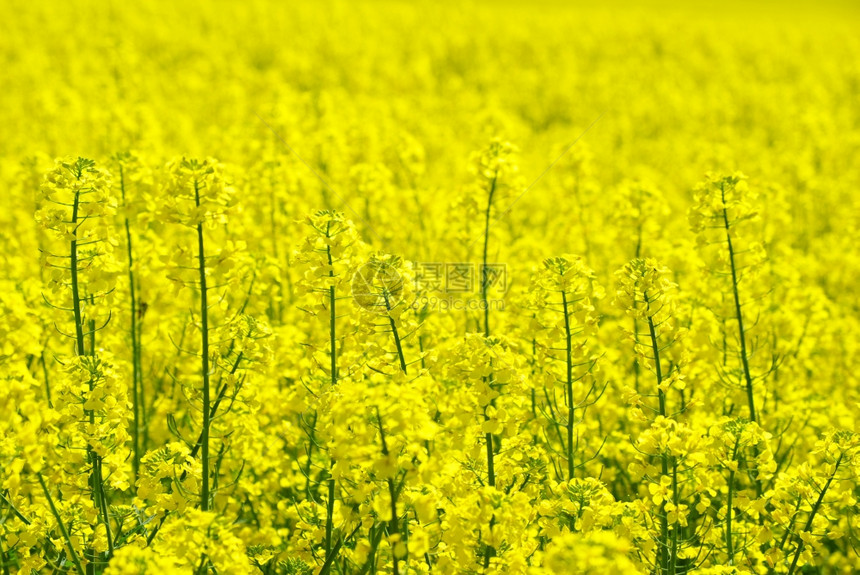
[{"x1": 1, "y1": 1, "x2": 860, "y2": 573}]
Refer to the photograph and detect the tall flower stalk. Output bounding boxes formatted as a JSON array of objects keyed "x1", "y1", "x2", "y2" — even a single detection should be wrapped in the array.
[
  {"x1": 615, "y1": 258, "x2": 687, "y2": 574},
  {"x1": 468, "y1": 138, "x2": 518, "y2": 569},
  {"x1": 114, "y1": 153, "x2": 145, "y2": 480},
  {"x1": 162, "y1": 158, "x2": 234, "y2": 512},
  {"x1": 529, "y1": 255, "x2": 603, "y2": 480},
  {"x1": 295, "y1": 210, "x2": 360, "y2": 569},
  {"x1": 690, "y1": 173, "x2": 768, "y2": 424},
  {"x1": 470, "y1": 138, "x2": 518, "y2": 487},
  {"x1": 355, "y1": 252, "x2": 422, "y2": 572},
  {"x1": 37, "y1": 157, "x2": 122, "y2": 570}
]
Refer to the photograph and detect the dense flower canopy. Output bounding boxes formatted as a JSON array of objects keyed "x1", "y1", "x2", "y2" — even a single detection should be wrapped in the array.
[{"x1": 0, "y1": 1, "x2": 859, "y2": 574}]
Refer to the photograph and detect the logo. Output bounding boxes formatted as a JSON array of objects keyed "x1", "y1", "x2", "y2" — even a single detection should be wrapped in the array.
[{"x1": 351, "y1": 256, "x2": 405, "y2": 313}]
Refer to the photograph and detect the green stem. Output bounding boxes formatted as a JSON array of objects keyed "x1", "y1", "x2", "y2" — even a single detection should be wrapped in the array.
[
  {"x1": 324, "y1": 225, "x2": 338, "y2": 560},
  {"x1": 376, "y1": 411, "x2": 401, "y2": 575},
  {"x1": 41, "y1": 352, "x2": 52, "y2": 406},
  {"x1": 320, "y1": 523, "x2": 363, "y2": 575},
  {"x1": 383, "y1": 292, "x2": 407, "y2": 374},
  {"x1": 777, "y1": 496, "x2": 804, "y2": 551},
  {"x1": 479, "y1": 171, "x2": 498, "y2": 569},
  {"x1": 670, "y1": 458, "x2": 678, "y2": 575},
  {"x1": 0, "y1": 491, "x2": 30, "y2": 525},
  {"x1": 303, "y1": 412, "x2": 318, "y2": 499},
  {"x1": 644, "y1": 295, "x2": 666, "y2": 418},
  {"x1": 480, "y1": 172, "x2": 498, "y2": 487},
  {"x1": 144, "y1": 353, "x2": 245, "y2": 544},
  {"x1": 484, "y1": 427, "x2": 496, "y2": 488},
  {"x1": 86, "y1": 314, "x2": 114, "y2": 559},
  {"x1": 120, "y1": 165, "x2": 142, "y2": 480},
  {"x1": 633, "y1": 231, "x2": 642, "y2": 392},
  {"x1": 325, "y1": 474, "x2": 335, "y2": 558},
  {"x1": 193, "y1": 179, "x2": 211, "y2": 512},
  {"x1": 720, "y1": 185, "x2": 764, "y2": 497},
  {"x1": 725, "y1": 438, "x2": 740, "y2": 564},
  {"x1": 268, "y1": 178, "x2": 284, "y2": 323},
  {"x1": 326, "y1": 225, "x2": 337, "y2": 387},
  {"x1": 95, "y1": 454, "x2": 114, "y2": 558},
  {"x1": 561, "y1": 290, "x2": 575, "y2": 480},
  {"x1": 186, "y1": 353, "x2": 244, "y2": 467},
  {"x1": 658, "y1": 457, "x2": 669, "y2": 574},
  {"x1": 381, "y1": 284, "x2": 411, "y2": 565},
  {"x1": 720, "y1": 185, "x2": 757, "y2": 423},
  {"x1": 644, "y1": 291, "x2": 670, "y2": 573},
  {"x1": 480, "y1": 174, "x2": 497, "y2": 338},
  {"x1": 38, "y1": 474, "x2": 85, "y2": 575},
  {"x1": 70, "y1": 190, "x2": 85, "y2": 355},
  {"x1": 0, "y1": 543, "x2": 9, "y2": 575},
  {"x1": 70, "y1": 183, "x2": 111, "y2": 565},
  {"x1": 786, "y1": 455, "x2": 843, "y2": 575}
]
